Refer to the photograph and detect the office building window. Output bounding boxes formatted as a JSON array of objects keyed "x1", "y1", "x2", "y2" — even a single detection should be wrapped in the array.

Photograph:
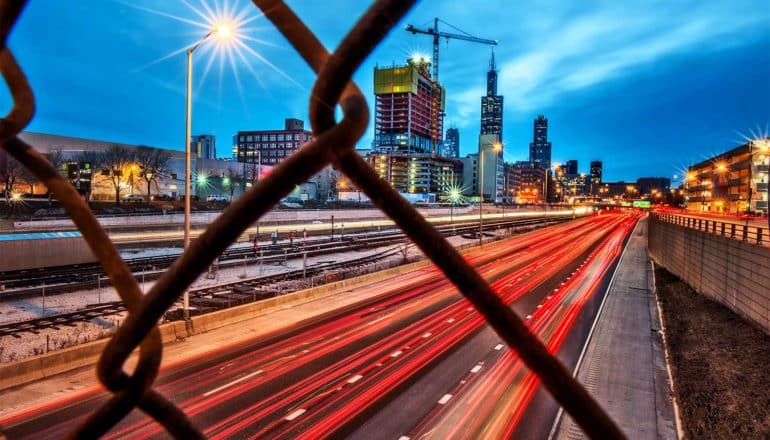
[
  {"x1": 277, "y1": 134, "x2": 284, "y2": 141},
  {"x1": 269, "y1": 135, "x2": 276, "y2": 141}
]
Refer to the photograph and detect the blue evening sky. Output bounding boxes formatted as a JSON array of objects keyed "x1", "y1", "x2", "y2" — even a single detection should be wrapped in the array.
[{"x1": 2, "y1": 0, "x2": 769, "y2": 182}]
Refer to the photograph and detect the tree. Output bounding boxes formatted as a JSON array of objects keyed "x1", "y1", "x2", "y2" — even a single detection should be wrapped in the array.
[
  {"x1": 0, "y1": 155, "x2": 26, "y2": 202},
  {"x1": 223, "y1": 166, "x2": 242, "y2": 201},
  {"x1": 99, "y1": 144, "x2": 134, "y2": 206},
  {"x1": 135, "y1": 146, "x2": 172, "y2": 201}
]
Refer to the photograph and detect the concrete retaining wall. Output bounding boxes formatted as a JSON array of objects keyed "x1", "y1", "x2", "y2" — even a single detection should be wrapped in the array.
[{"x1": 648, "y1": 216, "x2": 770, "y2": 332}]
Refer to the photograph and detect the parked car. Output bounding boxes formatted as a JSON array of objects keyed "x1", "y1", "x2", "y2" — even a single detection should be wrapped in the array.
[
  {"x1": 206, "y1": 194, "x2": 228, "y2": 202},
  {"x1": 122, "y1": 195, "x2": 144, "y2": 202}
]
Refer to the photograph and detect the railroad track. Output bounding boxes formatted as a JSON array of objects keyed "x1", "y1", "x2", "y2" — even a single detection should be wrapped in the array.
[
  {"x1": 0, "y1": 247, "x2": 403, "y2": 338},
  {"x1": 0, "y1": 216, "x2": 573, "y2": 337},
  {"x1": 0, "y1": 217, "x2": 564, "y2": 296}
]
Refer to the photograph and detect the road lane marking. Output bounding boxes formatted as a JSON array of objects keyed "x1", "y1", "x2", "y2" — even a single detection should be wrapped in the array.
[
  {"x1": 422, "y1": 332, "x2": 432, "y2": 338},
  {"x1": 438, "y1": 394, "x2": 453, "y2": 405},
  {"x1": 285, "y1": 408, "x2": 306, "y2": 421},
  {"x1": 390, "y1": 350, "x2": 403, "y2": 358},
  {"x1": 446, "y1": 318, "x2": 455, "y2": 323},
  {"x1": 399, "y1": 436, "x2": 411, "y2": 440},
  {"x1": 347, "y1": 374, "x2": 363, "y2": 384},
  {"x1": 203, "y1": 370, "x2": 263, "y2": 397},
  {"x1": 470, "y1": 365, "x2": 482, "y2": 373},
  {"x1": 494, "y1": 344, "x2": 504, "y2": 350}
]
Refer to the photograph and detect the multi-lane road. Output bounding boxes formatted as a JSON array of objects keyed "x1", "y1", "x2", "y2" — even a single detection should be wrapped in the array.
[{"x1": 0, "y1": 211, "x2": 639, "y2": 439}]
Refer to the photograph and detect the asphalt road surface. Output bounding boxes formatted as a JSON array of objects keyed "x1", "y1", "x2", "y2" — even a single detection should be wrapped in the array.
[{"x1": 0, "y1": 211, "x2": 638, "y2": 439}]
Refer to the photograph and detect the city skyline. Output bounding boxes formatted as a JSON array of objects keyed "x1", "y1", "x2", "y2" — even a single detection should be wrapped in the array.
[{"x1": 0, "y1": 1, "x2": 768, "y2": 182}]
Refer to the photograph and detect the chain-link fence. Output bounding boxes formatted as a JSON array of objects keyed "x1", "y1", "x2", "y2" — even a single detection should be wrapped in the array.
[{"x1": 0, "y1": 0, "x2": 624, "y2": 437}]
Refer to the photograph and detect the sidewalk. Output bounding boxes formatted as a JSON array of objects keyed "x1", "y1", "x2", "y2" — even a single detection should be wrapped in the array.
[{"x1": 555, "y1": 217, "x2": 679, "y2": 439}]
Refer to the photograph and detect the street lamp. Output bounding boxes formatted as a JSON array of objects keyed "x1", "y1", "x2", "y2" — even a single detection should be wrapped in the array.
[
  {"x1": 479, "y1": 141, "x2": 502, "y2": 245},
  {"x1": 183, "y1": 23, "x2": 235, "y2": 323},
  {"x1": 447, "y1": 187, "x2": 461, "y2": 225}
]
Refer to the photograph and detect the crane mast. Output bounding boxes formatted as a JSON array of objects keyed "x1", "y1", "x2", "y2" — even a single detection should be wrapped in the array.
[{"x1": 405, "y1": 17, "x2": 497, "y2": 82}]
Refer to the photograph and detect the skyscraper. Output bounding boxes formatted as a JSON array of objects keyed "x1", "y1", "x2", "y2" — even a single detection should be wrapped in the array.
[
  {"x1": 529, "y1": 115, "x2": 552, "y2": 170},
  {"x1": 373, "y1": 58, "x2": 445, "y2": 154},
  {"x1": 480, "y1": 51, "x2": 503, "y2": 140},
  {"x1": 565, "y1": 159, "x2": 578, "y2": 176},
  {"x1": 444, "y1": 127, "x2": 460, "y2": 158},
  {"x1": 589, "y1": 160, "x2": 603, "y2": 194}
]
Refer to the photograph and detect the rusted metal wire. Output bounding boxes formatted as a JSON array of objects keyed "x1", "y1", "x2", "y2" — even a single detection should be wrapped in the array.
[{"x1": 0, "y1": 0, "x2": 625, "y2": 437}]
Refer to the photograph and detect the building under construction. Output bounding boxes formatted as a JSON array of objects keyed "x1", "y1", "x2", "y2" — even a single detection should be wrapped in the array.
[
  {"x1": 373, "y1": 58, "x2": 445, "y2": 155},
  {"x1": 367, "y1": 152, "x2": 461, "y2": 198}
]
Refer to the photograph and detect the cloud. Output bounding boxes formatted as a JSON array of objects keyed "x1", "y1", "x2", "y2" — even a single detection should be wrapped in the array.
[{"x1": 441, "y1": 0, "x2": 769, "y2": 119}]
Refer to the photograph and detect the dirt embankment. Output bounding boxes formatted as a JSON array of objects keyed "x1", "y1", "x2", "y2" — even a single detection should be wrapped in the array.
[{"x1": 655, "y1": 266, "x2": 770, "y2": 439}]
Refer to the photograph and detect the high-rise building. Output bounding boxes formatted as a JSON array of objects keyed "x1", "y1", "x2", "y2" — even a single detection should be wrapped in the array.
[
  {"x1": 589, "y1": 160, "x2": 603, "y2": 194},
  {"x1": 529, "y1": 115, "x2": 552, "y2": 170},
  {"x1": 565, "y1": 159, "x2": 578, "y2": 176},
  {"x1": 478, "y1": 134, "x2": 503, "y2": 202},
  {"x1": 373, "y1": 58, "x2": 445, "y2": 155},
  {"x1": 190, "y1": 134, "x2": 216, "y2": 160},
  {"x1": 480, "y1": 52, "x2": 503, "y2": 140},
  {"x1": 443, "y1": 127, "x2": 460, "y2": 158},
  {"x1": 234, "y1": 118, "x2": 313, "y2": 165}
]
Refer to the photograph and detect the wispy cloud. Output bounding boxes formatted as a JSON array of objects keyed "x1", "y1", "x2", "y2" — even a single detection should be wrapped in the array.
[{"x1": 443, "y1": 1, "x2": 769, "y2": 119}]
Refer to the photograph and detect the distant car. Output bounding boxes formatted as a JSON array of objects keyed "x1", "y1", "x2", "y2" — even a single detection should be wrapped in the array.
[
  {"x1": 153, "y1": 194, "x2": 174, "y2": 201},
  {"x1": 206, "y1": 194, "x2": 228, "y2": 202},
  {"x1": 122, "y1": 195, "x2": 144, "y2": 202}
]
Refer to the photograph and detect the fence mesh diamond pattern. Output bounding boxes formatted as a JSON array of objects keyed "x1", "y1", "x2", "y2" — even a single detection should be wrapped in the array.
[{"x1": 0, "y1": 0, "x2": 624, "y2": 437}]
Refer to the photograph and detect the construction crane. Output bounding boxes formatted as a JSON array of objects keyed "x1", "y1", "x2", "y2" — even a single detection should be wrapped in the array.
[{"x1": 405, "y1": 17, "x2": 497, "y2": 83}]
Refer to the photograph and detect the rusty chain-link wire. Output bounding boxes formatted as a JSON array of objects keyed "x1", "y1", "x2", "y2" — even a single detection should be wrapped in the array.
[{"x1": 0, "y1": 0, "x2": 625, "y2": 438}]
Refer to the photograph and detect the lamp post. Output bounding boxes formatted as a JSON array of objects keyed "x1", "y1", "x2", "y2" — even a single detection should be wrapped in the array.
[
  {"x1": 479, "y1": 142, "x2": 502, "y2": 245},
  {"x1": 447, "y1": 187, "x2": 460, "y2": 226},
  {"x1": 183, "y1": 24, "x2": 234, "y2": 324}
]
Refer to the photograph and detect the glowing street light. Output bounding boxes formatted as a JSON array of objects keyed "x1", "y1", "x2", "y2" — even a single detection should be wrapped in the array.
[
  {"x1": 447, "y1": 187, "x2": 461, "y2": 225},
  {"x1": 183, "y1": 21, "x2": 238, "y2": 324}
]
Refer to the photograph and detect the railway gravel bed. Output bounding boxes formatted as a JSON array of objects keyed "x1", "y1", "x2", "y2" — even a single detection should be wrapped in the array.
[{"x1": 655, "y1": 265, "x2": 770, "y2": 439}]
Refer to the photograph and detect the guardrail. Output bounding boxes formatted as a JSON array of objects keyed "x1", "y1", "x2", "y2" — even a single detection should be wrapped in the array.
[{"x1": 651, "y1": 212, "x2": 768, "y2": 245}]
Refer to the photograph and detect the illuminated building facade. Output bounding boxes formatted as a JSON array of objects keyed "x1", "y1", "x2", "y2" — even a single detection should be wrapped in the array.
[
  {"x1": 234, "y1": 118, "x2": 313, "y2": 166},
  {"x1": 443, "y1": 127, "x2": 460, "y2": 158},
  {"x1": 529, "y1": 115, "x2": 552, "y2": 170},
  {"x1": 373, "y1": 58, "x2": 445, "y2": 155},
  {"x1": 367, "y1": 152, "x2": 461, "y2": 196},
  {"x1": 589, "y1": 160, "x2": 603, "y2": 194},
  {"x1": 480, "y1": 52, "x2": 503, "y2": 140},
  {"x1": 685, "y1": 139, "x2": 769, "y2": 215}
]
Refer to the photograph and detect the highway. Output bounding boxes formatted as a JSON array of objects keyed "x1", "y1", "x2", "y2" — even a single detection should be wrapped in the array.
[{"x1": 0, "y1": 211, "x2": 638, "y2": 439}]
